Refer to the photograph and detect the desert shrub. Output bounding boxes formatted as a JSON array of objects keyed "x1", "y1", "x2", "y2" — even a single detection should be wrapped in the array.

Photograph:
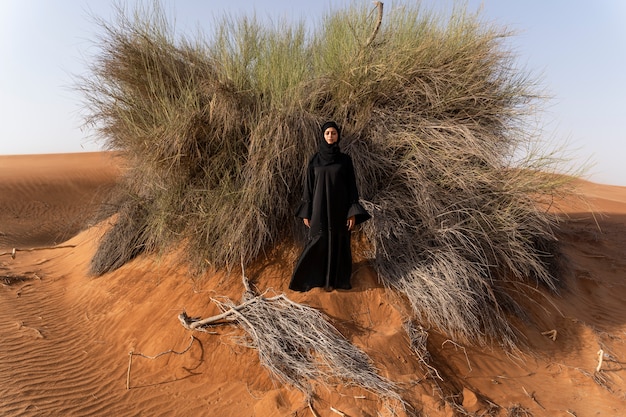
[{"x1": 81, "y1": 2, "x2": 574, "y2": 346}]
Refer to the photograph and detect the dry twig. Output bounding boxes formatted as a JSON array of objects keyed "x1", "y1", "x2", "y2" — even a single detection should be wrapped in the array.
[
  {"x1": 596, "y1": 349, "x2": 604, "y2": 372},
  {"x1": 442, "y1": 340, "x2": 472, "y2": 373},
  {"x1": 126, "y1": 335, "x2": 197, "y2": 390},
  {"x1": 364, "y1": 1, "x2": 384, "y2": 47},
  {"x1": 405, "y1": 321, "x2": 443, "y2": 381},
  {"x1": 541, "y1": 329, "x2": 557, "y2": 341},
  {"x1": 522, "y1": 386, "x2": 544, "y2": 410},
  {"x1": 330, "y1": 406, "x2": 347, "y2": 416},
  {"x1": 0, "y1": 245, "x2": 76, "y2": 259},
  {"x1": 308, "y1": 400, "x2": 321, "y2": 417}
]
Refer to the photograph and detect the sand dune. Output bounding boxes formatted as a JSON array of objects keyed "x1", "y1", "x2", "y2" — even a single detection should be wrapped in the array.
[{"x1": 1, "y1": 152, "x2": 625, "y2": 416}]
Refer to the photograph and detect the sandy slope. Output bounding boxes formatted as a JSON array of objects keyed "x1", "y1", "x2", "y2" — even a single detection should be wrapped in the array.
[{"x1": 1, "y1": 153, "x2": 625, "y2": 417}]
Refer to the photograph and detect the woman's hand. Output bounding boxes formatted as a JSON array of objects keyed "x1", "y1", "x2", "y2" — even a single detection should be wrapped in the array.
[
  {"x1": 303, "y1": 218, "x2": 310, "y2": 228},
  {"x1": 347, "y1": 216, "x2": 356, "y2": 231}
]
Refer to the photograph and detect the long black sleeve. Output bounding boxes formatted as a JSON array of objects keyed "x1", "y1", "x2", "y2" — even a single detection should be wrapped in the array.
[{"x1": 295, "y1": 158, "x2": 315, "y2": 219}]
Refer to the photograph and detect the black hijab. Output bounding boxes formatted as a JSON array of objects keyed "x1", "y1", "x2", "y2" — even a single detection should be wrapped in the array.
[{"x1": 318, "y1": 121, "x2": 341, "y2": 165}]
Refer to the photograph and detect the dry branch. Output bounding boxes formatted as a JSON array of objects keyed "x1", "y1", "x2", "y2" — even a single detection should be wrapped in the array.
[
  {"x1": 179, "y1": 271, "x2": 402, "y2": 405},
  {"x1": 126, "y1": 335, "x2": 197, "y2": 390},
  {"x1": 365, "y1": 2, "x2": 384, "y2": 47},
  {"x1": 522, "y1": 386, "x2": 545, "y2": 410},
  {"x1": 596, "y1": 349, "x2": 604, "y2": 372},
  {"x1": 0, "y1": 245, "x2": 76, "y2": 259},
  {"x1": 330, "y1": 406, "x2": 347, "y2": 416},
  {"x1": 442, "y1": 340, "x2": 472, "y2": 373},
  {"x1": 542, "y1": 329, "x2": 558, "y2": 341}
]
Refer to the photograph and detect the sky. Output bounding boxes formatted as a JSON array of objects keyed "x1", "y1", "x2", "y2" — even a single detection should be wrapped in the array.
[{"x1": 1, "y1": 1, "x2": 625, "y2": 186}]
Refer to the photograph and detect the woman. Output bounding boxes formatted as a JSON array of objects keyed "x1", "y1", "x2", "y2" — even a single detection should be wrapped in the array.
[{"x1": 289, "y1": 121, "x2": 370, "y2": 292}]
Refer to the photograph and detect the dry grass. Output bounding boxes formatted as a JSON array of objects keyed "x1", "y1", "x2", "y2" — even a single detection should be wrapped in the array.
[
  {"x1": 80, "y1": 2, "x2": 578, "y2": 348},
  {"x1": 507, "y1": 404, "x2": 533, "y2": 417},
  {"x1": 89, "y1": 198, "x2": 151, "y2": 275}
]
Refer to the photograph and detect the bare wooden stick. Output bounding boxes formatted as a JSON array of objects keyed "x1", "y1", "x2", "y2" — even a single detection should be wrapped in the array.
[
  {"x1": 365, "y1": 1, "x2": 384, "y2": 47},
  {"x1": 0, "y1": 244, "x2": 76, "y2": 259},
  {"x1": 522, "y1": 386, "x2": 545, "y2": 410},
  {"x1": 596, "y1": 349, "x2": 604, "y2": 372},
  {"x1": 180, "y1": 297, "x2": 258, "y2": 329},
  {"x1": 330, "y1": 406, "x2": 347, "y2": 416},
  {"x1": 541, "y1": 329, "x2": 558, "y2": 341},
  {"x1": 131, "y1": 335, "x2": 196, "y2": 360},
  {"x1": 179, "y1": 294, "x2": 290, "y2": 330},
  {"x1": 126, "y1": 335, "x2": 196, "y2": 390},
  {"x1": 126, "y1": 351, "x2": 134, "y2": 390},
  {"x1": 308, "y1": 400, "x2": 321, "y2": 417},
  {"x1": 241, "y1": 255, "x2": 253, "y2": 297}
]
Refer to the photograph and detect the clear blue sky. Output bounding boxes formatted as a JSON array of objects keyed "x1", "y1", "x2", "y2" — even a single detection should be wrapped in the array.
[{"x1": 1, "y1": 1, "x2": 625, "y2": 185}]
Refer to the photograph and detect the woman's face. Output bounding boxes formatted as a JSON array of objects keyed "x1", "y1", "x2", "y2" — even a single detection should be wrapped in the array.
[{"x1": 324, "y1": 127, "x2": 339, "y2": 144}]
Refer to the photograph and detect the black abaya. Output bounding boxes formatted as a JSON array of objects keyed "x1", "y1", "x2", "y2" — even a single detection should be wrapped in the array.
[{"x1": 290, "y1": 152, "x2": 370, "y2": 291}]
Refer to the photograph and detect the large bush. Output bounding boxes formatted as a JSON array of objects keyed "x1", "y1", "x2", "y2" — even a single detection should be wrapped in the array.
[{"x1": 81, "y1": 2, "x2": 572, "y2": 346}]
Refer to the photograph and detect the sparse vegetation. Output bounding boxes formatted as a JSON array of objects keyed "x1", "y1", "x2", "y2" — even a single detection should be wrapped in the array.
[{"x1": 80, "y1": 1, "x2": 575, "y2": 350}]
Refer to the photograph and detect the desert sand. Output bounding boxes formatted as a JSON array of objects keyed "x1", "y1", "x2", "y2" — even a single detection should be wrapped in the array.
[{"x1": 1, "y1": 152, "x2": 625, "y2": 416}]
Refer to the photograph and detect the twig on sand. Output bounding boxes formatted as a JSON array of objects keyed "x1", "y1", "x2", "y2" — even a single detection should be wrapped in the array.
[
  {"x1": 126, "y1": 335, "x2": 197, "y2": 390},
  {"x1": 0, "y1": 245, "x2": 76, "y2": 259},
  {"x1": 442, "y1": 340, "x2": 472, "y2": 373},
  {"x1": 541, "y1": 329, "x2": 558, "y2": 341},
  {"x1": 522, "y1": 386, "x2": 545, "y2": 410},
  {"x1": 596, "y1": 349, "x2": 604, "y2": 372},
  {"x1": 126, "y1": 351, "x2": 133, "y2": 390},
  {"x1": 330, "y1": 406, "x2": 347, "y2": 416},
  {"x1": 308, "y1": 400, "x2": 321, "y2": 417}
]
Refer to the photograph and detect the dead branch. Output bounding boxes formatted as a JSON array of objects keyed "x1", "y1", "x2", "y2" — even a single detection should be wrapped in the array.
[
  {"x1": 541, "y1": 329, "x2": 558, "y2": 342},
  {"x1": 240, "y1": 255, "x2": 253, "y2": 297},
  {"x1": 442, "y1": 339, "x2": 472, "y2": 373},
  {"x1": 522, "y1": 386, "x2": 545, "y2": 410},
  {"x1": 179, "y1": 297, "x2": 258, "y2": 330},
  {"x1": 126, "y1": 351, "x2": 133, "y2": 390},
  {"x1": 596, "y1": 349, "x2": 604, "y2": 372},
  {"x1": 178, "y1": 269, "x2": 403, "y2": 407},
  {"x1": 308, "y1": 400, "x2": 321, "y2": 417},
  {"x1": 330, "y1": 406, "x2": 347, "y2": 416},
  {"x1": 0, "y1": 245, "x2": 76, "y2": 259},
  {"x1": 365, "y1": 2, "x2": 384, "y2": 47},
  {"x1": 126, "y1": 335, "x2": 197, "y2": 390}
]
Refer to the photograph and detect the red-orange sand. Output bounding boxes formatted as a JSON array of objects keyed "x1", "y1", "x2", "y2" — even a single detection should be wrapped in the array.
[{"x1": 1, "y1": 152, "x2": 625, "y2": 416}]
